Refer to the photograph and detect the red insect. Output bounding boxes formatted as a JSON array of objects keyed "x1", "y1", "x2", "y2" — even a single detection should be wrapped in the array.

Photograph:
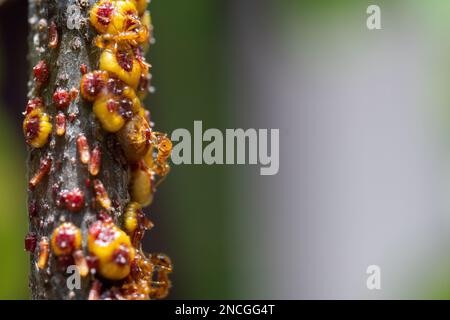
[
  {"x1": 80, "y1": 64, "x2": 88, "y2": 75},
  {"x1": 70, "y1": 87, "x2": 79, "y2": 100},
  {"x1": 53, "y1": 88, "x2": 71, "y2": 110},
  {"x1": 61, "y1": 188, "x2": 85, "y2": 212},
  {"x1": 33, "y1": 60, "x2": 49, "y2": 86},
  {"x1": 24, "y1": 97, "x2": 44, "y2": 115},
  {"x1": 24, "y1": 232, "x2": 37, "y2": 253}
]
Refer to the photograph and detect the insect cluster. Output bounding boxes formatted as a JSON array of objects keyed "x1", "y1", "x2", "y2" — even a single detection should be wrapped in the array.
[{"x1": 24, "y1": 0, "x2": 172, "y2": 300}]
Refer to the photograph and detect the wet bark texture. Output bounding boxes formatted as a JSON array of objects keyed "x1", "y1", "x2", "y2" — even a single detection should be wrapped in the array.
[{"x1": 28, "y1": 0, "x2": 129, "y2": 299}]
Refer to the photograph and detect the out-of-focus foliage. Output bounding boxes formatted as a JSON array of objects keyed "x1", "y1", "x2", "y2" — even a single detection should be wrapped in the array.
[{"x1": 0, "y1": 105, "x2": 28, "y2": 299}]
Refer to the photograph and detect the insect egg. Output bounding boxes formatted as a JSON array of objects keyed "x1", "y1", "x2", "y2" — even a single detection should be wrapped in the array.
[
  {"x1": 53, "y1": 88, "x2": 71, "y2": 110},
  {"x1": 33, "y1": 60, "x2": 49, "y2": 86}
]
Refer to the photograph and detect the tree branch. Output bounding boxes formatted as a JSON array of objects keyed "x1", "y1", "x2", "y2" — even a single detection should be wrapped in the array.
[{"x1": 26, "y1": 0, "x2": 171, "y2": 300}]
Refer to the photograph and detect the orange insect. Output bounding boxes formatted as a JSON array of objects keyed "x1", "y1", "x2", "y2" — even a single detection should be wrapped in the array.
[
  {"x1": 29, "y1": 156, "x2": 52, "y2": 189},
  {"x1": 144, "y1": 132, "x2": 172, "y2": 187},
  {"x1": 149, "y1": 253, "x2": 173, "y2": 299}
]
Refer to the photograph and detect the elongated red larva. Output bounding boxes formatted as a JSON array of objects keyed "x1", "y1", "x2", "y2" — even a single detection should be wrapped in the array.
[
  {"x1": 89, "y1": 145, "x2": 101, "y2": 176},
  {"x1": 48, "y1": 21, "x2": 58, "y2": 48},
  {"x1": 56, "y1": 112, "x2": 66, "y2": 136},
  {"x1": 37, "y1": 237, "x2": 50, "y2": 269},
  {"x1": 93, "y1": 179, "x2": 111, "y2": 210},
  {"x1": 29, "y1": 156, "x2": 52, "y2": 189},
  {"x1": 33, "y1": 60, "x2": 49, "y2": 87},
  {"x1": 77, "y1": 134, "x2": 90, "y2": 164}
]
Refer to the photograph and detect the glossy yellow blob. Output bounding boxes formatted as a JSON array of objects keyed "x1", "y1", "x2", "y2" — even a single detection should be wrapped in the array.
[
  {"x1": 90, "y1": 0, "x2": 113, "y2": 34},
  {"x1": 122, "y1": 86, "x2": 142, "y2": 113},
  {"x1": 88, "y1": 220, "x2": 135, "y2": 280},
  {"x1": 124, "y1": 202, "x2": 141, "y2": 235},
  {"x1": 23, "y1": 108, "x2": 52, "y2": 148},
  {"x1": 130, "y1": 166, "x2": 153, "y2": 207},
  {"x1": 90, "y1": 0, "x2": 139, "y2": 35},
  {"x1": 132, "y1": 0, "x2": 148, "y2": 16},
  {"x1": 93, "y1": 95, "x2": 125, "y2": 132},
  {"x1": 99, "y1": 49, "x2": 141, "y2": 88},
  {"x1": 117, "y1": 114, "x2": 150, "y2": 162},
  {"x1": 136, "y1": 62, "x2": 151, "y2": 99},
  {"x1": 110, "y1": 1, "x2": 139, "y2": 32},
  {"x1": 143, "y1": 145, "x2": 154, "y2": 168},
  {"x1": 51, "y1": 222, "x2": 82, "y2": 256}
]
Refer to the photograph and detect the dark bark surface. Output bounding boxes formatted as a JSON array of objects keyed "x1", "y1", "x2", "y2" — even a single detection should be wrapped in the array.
[{"x1": 27, "y1": 0, "x2": 129, "y2": 299}]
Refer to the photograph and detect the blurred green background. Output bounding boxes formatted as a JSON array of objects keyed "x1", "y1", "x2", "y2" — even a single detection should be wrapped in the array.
[{"x1": 4, "y1": 0, "x2": 450, "y2": 299}]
